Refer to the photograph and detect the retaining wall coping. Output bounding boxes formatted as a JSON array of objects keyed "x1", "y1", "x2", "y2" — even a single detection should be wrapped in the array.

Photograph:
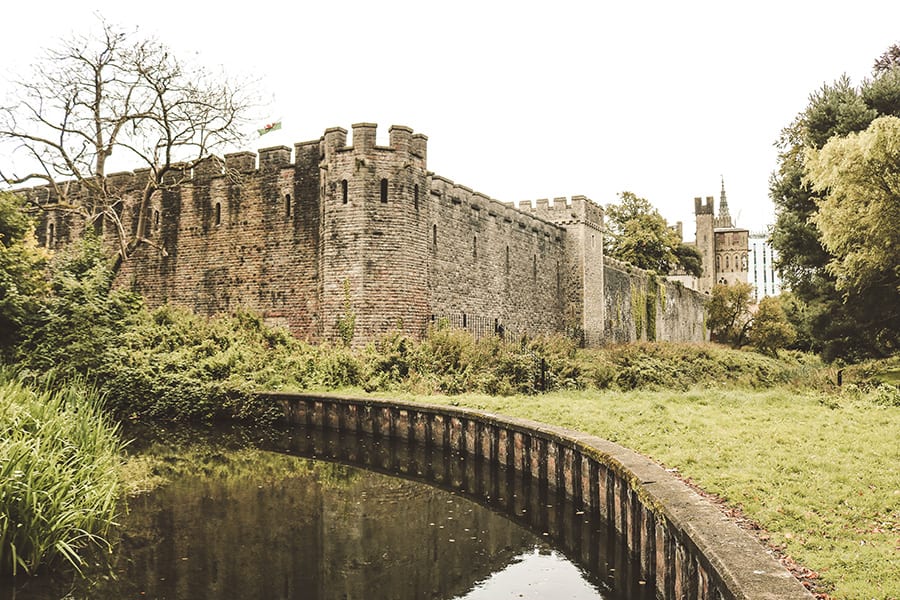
[{"x1": 266, "y1": 391, "x2": 814, "y2": 600}]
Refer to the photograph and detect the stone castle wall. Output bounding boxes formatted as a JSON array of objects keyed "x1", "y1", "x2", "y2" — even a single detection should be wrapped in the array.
[
  {"x1": 426, "y1": 177, "x2": 568, "y2": 340},
  {"x1": 24, "y1": 123, "x2": 708, "y2": 346},
  {"x1": 603, "y1": 257, "x2": 707, "y2": 343}
]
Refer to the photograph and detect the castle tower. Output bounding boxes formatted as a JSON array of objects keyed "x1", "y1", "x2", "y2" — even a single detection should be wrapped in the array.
[
  {"x1": 694, "y1": 196, "x2": 716, "y2": 294},
  {"x1": 318, "y1": 123, "x2": 430, "y2": 345}
]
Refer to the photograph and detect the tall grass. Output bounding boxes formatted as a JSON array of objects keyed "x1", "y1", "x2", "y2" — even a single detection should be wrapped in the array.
[{"x1": 0, "y1": 373, "x2": 123, "y2": 577}]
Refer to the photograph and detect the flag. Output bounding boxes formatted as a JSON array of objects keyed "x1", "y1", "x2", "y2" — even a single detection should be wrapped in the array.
[{"x1": 258, "y1": 120, "x2": 282, "y2": 136}]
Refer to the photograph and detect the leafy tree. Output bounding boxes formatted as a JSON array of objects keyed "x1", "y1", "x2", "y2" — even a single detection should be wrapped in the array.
[
  {"x1": 605, "y1": 191, "x2": 699, "y2": 275},
  {"x1": 673, "y1": 243, "x2": 703, "y2": 278},
  {"x1": 0, "y1": 192, "x2": 48, "y2": 352},
  {"x1": 805, "y1": 116, "x2": 900, "y2": 295},
  {"x1": 705, "y1": 282, "x2": 754, "y2": 348},
  {"x1": 0, "y1": 18, "x2": 258, "y2": 267},
  {"x1": 768, "y1": 46, "x2": 900, "y2": 360},
  {"x1": 748, "y1": 296, "x2": 797, "y2": 356},
  {"x1": 15, "y1": 232, "x2": 141, "y2": 376}
]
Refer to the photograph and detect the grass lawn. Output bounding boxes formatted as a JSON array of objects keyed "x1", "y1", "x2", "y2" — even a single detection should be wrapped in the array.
[{"x1": 376, "y1": 387, "x2": 899, "y2": 600}]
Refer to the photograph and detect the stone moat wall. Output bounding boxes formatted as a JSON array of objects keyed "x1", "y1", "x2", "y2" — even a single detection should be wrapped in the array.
[{"x1": 272, "y1": 392, "x2": 814, "y2": 600}]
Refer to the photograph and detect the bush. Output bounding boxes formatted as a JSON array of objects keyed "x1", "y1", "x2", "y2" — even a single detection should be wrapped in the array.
[{"x1": 14, "y1": 232, "x2": 140, "y2": 376}]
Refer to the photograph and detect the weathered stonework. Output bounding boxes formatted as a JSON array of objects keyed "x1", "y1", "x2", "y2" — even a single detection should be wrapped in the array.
[{"x1": 25, "y1": 123, "x2": 708, "y2": 346}]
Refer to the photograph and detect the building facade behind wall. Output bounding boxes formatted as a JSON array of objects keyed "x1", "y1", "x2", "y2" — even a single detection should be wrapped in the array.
[
  {"x1": 670, "y1": 179, "x2": 749, "y2": 295},
  {"x1": 25, "y1": 123, "x2": 707, "y2": 346},
  {"x1": 748, "y1": 232, "x2": 781, "y2": 301}
]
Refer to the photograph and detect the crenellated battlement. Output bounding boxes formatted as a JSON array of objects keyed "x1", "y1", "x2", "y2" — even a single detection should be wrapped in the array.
[
  {"x1": 428, "y1": 174, "x2": 563, "y2": 240},
  {"x1": 694, "y1": 196, "x2": 714, "y2": 215},
  {"x1": 16, "y1": 121, "x2": 707, "y2": 348},
  {"x1": 325, "y1": 122, "x2": 428, "y2": 167},
  {"x1": 516, "y1": 195, "x2": 603, "y2": 231}
]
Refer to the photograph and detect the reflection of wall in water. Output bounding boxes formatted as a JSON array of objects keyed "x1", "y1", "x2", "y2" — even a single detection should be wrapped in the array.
[{"x1": 116, "y1": 464, "x2": 536, "y2": 600}]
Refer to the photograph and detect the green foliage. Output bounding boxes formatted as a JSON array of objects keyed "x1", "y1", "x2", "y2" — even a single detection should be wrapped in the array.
[
  {"x1": 873, "y1": 43, "x2": 900, "y2": 75},
  {"x1": 335, "y1": 278, "x2": 356, "y2": 347},
  {"x1": 673, "y1": 243, "x2": 703, "y2": 278},
  {"x1": 0, "y1": 372, "x2": 123, "y2": 576},
  {"x1": 15, "y1": 231, "x2": 141, "y2": 376},
  {"x1": 748, "y1": 296, "x2": 797, "y2": 356},
  {"x1": 705, "y1": 282, "x2": 754, "y2": 348},
  {"x1": 631, "y1": 283, "x2": 645, "y2": 339},
  {"x1": 862, "y1": 66, "x2": 900, "y2": 115},
  {"x1": 593, "y1": 342, "x2": 810, "y2": 391},
  {"x1": 0, "y1": 192, "x2": 49, "y2": 353},
  {"x1": 769, "y1": 48, "x2": 900, "y2": 361},
  {"x1": 95, "y1": 307, "x2": 295, "y2": 423},
  {"x1": 802, "y1": 75, "x2": 877, "y2": 148},
  {"x1": 366, "y1": 326, "x2": 583, "y2": 396},
  {"x1": 605, "y1": 191, "x2": 687, "y2": 274},
  {"x1": 805, "y1": 116, "x2": 900, "y2": 300}
]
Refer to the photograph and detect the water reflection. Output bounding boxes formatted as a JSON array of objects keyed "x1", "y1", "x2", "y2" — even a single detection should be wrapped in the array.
[
  {"x1": 3, "y1": 425, "x2": 654, "y2": 600},
  {"x1": 458, "y1": 549, "x2": 604, "y2": 600}
]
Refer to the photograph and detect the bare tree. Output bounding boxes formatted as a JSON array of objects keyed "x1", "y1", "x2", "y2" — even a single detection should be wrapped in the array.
[{"x1": 0, "y1": 18, "x2": 258, "y2": 265}]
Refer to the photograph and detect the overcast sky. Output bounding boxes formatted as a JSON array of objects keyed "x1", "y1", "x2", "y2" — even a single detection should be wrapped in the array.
[{"x1": 3, "y1": 1, "x2": 898, "y2": 235}]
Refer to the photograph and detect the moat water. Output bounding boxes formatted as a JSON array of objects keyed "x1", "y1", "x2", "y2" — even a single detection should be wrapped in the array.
[{"x1": 3, "y1": 425, "x2": 655, "y2": 600}]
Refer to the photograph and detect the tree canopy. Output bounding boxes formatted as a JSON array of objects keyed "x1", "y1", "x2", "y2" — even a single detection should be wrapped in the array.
[
  {"x1": 0, "y1": 18, "x2": 259, "y2": 265},
  {"x1": 805, "y1": 116, "x2": 900, "y2": 296},
  {"x1": 768, "y1": 45, "x2": 900, "y2": 360},
  {"x1": 705, "y1": 282, "x2": 754, "y2": 348},
  {"x1": 604, "y1": 191, "x2": 700, "y2": 276}
]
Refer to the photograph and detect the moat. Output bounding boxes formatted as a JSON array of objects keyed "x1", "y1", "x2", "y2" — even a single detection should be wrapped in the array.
[{"x1": 3, "y1": 425, "x2": 654, "y2": 600}]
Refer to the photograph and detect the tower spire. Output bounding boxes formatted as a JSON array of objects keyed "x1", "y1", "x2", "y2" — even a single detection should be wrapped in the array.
[{"x1": 718, "y1": 175, "x2": 733, "y2": 227}]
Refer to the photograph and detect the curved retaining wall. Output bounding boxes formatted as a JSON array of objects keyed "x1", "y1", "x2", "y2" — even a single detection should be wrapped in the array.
[{"x1": 269, "y1": 392, "x2": 814, "y2": 600}]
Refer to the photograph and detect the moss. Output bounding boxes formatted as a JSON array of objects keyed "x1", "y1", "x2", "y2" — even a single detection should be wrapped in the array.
[
  {"x1": 631, "y1": 282, "x2": 646, "y2": 340},
  {"x1": 646, "y1": 277, "x2": 658, "y2": 342}
]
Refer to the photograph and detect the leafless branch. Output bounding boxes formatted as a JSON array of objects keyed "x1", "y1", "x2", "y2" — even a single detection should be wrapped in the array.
[{"x1": 0, "y1": 16, "x2": 262, "y2": 267}]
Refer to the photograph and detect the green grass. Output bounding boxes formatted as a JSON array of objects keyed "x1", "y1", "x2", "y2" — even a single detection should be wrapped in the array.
[
  {"x1": 378, "y1": 386, "x2": 899, "y2": 600},
  {"x1": 0, "y1": 374, "x2": 124, "y2": 577}
]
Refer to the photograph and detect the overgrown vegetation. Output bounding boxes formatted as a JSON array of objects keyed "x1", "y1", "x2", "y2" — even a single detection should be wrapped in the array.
[
  {"x1": 10, "y1": 285, "x2": 829, "y2": 422},
  {"x1": 605, "y1": 190, "x2": 702, "y2": 277},
  {"x1": 706, "y1": 282, "x2": 797, "y2": 354},
  {"x1": 0, "y1": 372, "x2": 123, "y2": 577}
]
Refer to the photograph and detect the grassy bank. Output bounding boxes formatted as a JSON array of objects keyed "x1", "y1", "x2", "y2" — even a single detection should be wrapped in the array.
[
  {"x1": 0, "y1": 374, "x2": 123, "y2": 577},
  {"x1": 375, "y1": 386, "x2": 898, "y2": 600}
]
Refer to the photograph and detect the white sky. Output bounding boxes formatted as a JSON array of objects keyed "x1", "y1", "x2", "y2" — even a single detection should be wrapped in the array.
[{"x1": 2, "y1": 1, "x2": 898, "y2": 234}]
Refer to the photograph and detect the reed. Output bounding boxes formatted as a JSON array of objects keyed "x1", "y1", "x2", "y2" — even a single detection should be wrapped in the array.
[{"x1": 0, "y1": 373, "x2": 123, "y2": 577}]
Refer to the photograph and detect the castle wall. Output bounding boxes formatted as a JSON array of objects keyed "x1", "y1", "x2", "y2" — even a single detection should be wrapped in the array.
[
  {"x1": 22, "y1": 123, "x2": 708, "y2": 347},
  {"x1": 317, "y1": 124, "x2": 430, "y2": 344},
  {"x1": 117, "y1": 144, "x2": 323, "y2": 339},
  {"x1": 602, "y1": 257, "x2": 707, "y2": 343},
  {"x1": 426, "y1": 177, "x2": 566, "y2": 339},
  {"x1": 525, "y1": 196, "x2": 605, "y2": 345}
]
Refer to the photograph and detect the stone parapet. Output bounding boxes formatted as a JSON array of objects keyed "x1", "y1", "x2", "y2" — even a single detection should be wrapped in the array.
[{"x1": 272, "y1": 392, "x2": 814, "y2": 600}]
